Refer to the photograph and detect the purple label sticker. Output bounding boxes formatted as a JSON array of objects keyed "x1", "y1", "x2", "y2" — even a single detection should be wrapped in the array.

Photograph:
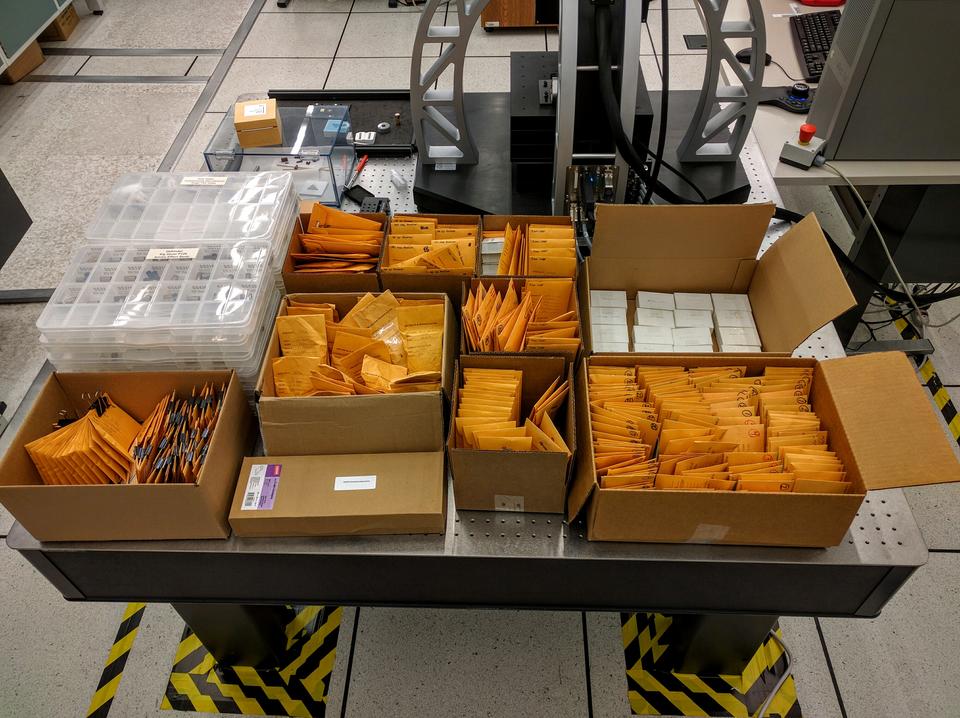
[{"x1": 242, "y1": 463, "x2": 281, "y2": 511}]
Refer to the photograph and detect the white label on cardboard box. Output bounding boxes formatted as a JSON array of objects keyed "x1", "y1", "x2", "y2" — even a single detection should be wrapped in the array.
[
  {"x1": 673, "y1": 309, "x2": 713, "y2": 328},
  {"x1": 635, "y1": 308, "x2": 675, "y2": 328},
  {"x1": 636, "y1": 291, "x2": 675, "y2": 311},
  {"x1": 180, "y1": 175, "x2": 228, "y2": 187},
  {"x1": 591, "y1": 306, "x2": 628, "y2": 326},
  {"x1": 714, "y1": 309, "x2": 757, "y2": 328},
  {"x1": 494, "y1": 494, "x2": 525, "y2": 512},
  {"x1": 592, "y1": 324, "x2": 629, "y2": 344},
  {"x1": 717, "y1": 325, "x2": 761, "y2": 347},
  {"x1": 632, "y1": 325, "x2": 673, "y2": 345},
  {"x1": 674, "y1": 292, "x2": 713, "y2": 311},
  {"x1": 145, "y1": 247, "x2": 200, "y2": 261},
  {"x1": 673, "y1": 326, "x2": 713, "y2": 346},
  {"x1": 711, "y1": 293, "x2": 752, "y2": 312},
  {"x1": 242, "y1": 464, "x2": 281, "y2": 511},
  {"x1": 590, "y1": 290, "x2": 628, "y2": 309},
  {"x1": 334, "y1": 475, "x2": 377, "y2": 491},
  {"x1": 243, "y1": 102, "x2": 268, "y2": 117}
]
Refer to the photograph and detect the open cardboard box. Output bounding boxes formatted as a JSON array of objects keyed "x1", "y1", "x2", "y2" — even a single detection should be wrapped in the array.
[
  {"x1": 379, "y1": 213, "x2": 480, "y2": 305},
  {"x1": 461, "y1": 277, "x2": 582, "y2": 364},
  {"x1": 480, "y1": 215, "x2": 576, "y2": 278},
  {"x1": 229, "y1": 451, "x2": 446, "y2": 537},
  {"x1": 579, "y1": 204, "x2": 856, "y2": 354},
  {"x1": 568, "y1": 352, "x2": 960, "y2": 547},
  {"x1": 256, "y1": 292, "x2": 456, "y2": 455},
  {"x1": 0, "y1": 370, "x2": 251, "y2": 541},
  {"x1": 281, "y1": 200, "x2": 386, "y2": 294},
  {"x1": 448, "y1": 355, "x2": 576, "y2": 513}
]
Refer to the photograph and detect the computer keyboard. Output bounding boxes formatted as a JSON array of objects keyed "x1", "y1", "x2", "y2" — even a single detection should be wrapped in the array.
[{"x1": 789, "y1": 9, "x2": 842, "y2": 82}]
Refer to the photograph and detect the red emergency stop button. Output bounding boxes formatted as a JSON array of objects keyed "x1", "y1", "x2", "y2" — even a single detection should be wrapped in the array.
[{"x1": 799, "y1": 123, "x2": 817, "y2": 145}]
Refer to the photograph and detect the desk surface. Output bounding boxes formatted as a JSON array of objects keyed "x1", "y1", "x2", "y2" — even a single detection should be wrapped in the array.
[{"x1": 726, "y1": 0, "x2": 960, "y2": 186}]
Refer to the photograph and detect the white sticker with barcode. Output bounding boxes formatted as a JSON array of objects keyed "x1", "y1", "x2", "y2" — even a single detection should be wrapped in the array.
[
  {"x1": 334, "y1": 475, "x2": 377, "y2": 491},
  {"x1": 146, "y1": 247, "x2": 199, "y2": 261},
  {"x1": 243, "y1": 102, "x2": 268, "y2": 117},
  {"x1": 179, "y1": 176, "x2": 228, "y2": 186},
  {"x1": 241, "y1": 464, "x2": 281, "y2": 510},
  {"x1": 242, "y1": 465, "x2": 266, "y2": 510}
]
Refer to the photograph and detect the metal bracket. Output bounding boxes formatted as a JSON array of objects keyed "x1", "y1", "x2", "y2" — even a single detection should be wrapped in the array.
[{"x1": 677, "y1": 0, "x2": 766, "y2": 163}]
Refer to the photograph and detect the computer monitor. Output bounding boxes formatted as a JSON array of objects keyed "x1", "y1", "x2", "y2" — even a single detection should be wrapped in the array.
[{"x1": 808, "y1": 0, "x2": 960, "y2": 161}]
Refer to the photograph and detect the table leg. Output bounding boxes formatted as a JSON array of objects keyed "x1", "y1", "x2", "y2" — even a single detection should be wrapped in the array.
[
  {"x1": 660, "y1": 613, "x2": 779, "y2": 675},
  {"x1": 171, "y1": 603, "x2": 296, "y2": 668}
]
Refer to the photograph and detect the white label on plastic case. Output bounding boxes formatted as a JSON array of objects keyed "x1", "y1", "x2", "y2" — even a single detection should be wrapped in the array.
[
  {"x1": 335, "y1": 475, "x2": 377, "y2": 491},
  {"x1": 494, "y1": 494, "x2": 525, "y2": 512},
  {"x1": 179, "y1": 176, "x2": 228, "y2": 186},
  {"x1": 243, "y1": 102, "x2": 268, "y2": 117},
  {"x1": 146, "y1": 247, "x2": 200, "y2": 261}
]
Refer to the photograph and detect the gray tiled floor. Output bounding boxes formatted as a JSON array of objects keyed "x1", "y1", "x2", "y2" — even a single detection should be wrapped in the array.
[
  {"x1": 30, "y1": 54, "x2": 89, "y2": 77},
  {"x1": 77, "y1": 55, "x2": 198, "y2": 77},
  {"x1": 2, "y1": 4, "x2": 960, "y2": 718}
]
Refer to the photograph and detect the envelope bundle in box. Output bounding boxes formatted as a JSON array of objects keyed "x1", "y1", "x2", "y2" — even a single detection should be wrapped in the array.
[{"x1": 589, "y1": 290, "x2": 629, "y2": 352}]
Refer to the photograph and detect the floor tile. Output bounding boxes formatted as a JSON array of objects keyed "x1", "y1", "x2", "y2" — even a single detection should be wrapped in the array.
[
  {"x1": 326, "y1": 57, "x2": 414, "y2": 89},
  {"x1": 238, "y1": 12, "x2": 348, "y2": 58},
  {"x1": 456, "y1": 21, "x2": 547, "y2": 57},
  {"x1": 906, "y1": 482, "x2": 960, "y2": 552},
  {"x1": 776, "y1": 184, "x2": 856, "y2": 253},
  {"x1": 646, "y1": 9, "x2": 706, "y2": 56},
  {"x1": 172, "y1": 112, "x2": 227, "y2": 172},
  {"x1": 546, "y1": 28, "x2": 557, "y2": 51},
  {"x1": 345, "y1": 607, "x2": 587, "y2": 717},
  {"x1": 640, "y1": 55, "x2": 661, "y2": 90},
  {"x1": 336, "y1": 12, "x2": 431, "y2": 58},
  {"x1": 585, "y1": 612, "x2": 632, "y2": 718},
  {"x1": 0, "y1": 303, "x2": 45, "y2": 420},
  {"x1": 925, "y1": 297, "x2": 960, "y2": 385},
  {"x1": 209, "y1": 57, "x2": 332, "y2": 112},
  {"x1": 0, "y1": 82, "x2": 202, "y2": 290},
  {"x1": 437, "y1": 55, "x2": 511, "y2": 92},
  {"x1": 0, "y1": 544, "x2": 122, "y2": 718},
  {"x1": 642, "y1": 54, "x2": 707, "y2": 91},
  {"x1": 820, "y1": 553, "x2": 960, "y2": 717},
  {"x1": 187, "y1": 54, "x2": 222, "y2": 77},
  {"x1": 29, "y1": 55, "x2": 88, "y2": 77},
  {"x1": 352, "y1": 0, "x2": 431, "y2": 11},
  {"x1": 42, "y1": 0, "x2": 253, "y2": 50},
  {"x1": 77, "y1": 55, "x2": 196, "y2": 77},
  {"x1": 0, "y1": 505, "x2": 12, "y2": 535},
  {"x1": 778, "y1": 617, "x2": 844, "y2": 718},
  {"x1": 262, "y1": 0, "x2": 354, "y2": 11}
]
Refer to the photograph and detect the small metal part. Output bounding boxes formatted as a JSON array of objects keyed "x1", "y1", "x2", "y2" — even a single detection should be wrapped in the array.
[
  {"x1": 394, "y1": 112, "x2": 402, "y2": 128},
  {"x1": 377, "y1": 121, "x2": 391, "y2": 134}
]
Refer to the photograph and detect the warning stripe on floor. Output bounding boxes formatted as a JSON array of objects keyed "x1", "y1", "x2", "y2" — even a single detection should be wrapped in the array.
[
  {"x1": 890, "y1": 311, "x2": 960, "y2": 444},
  {"x1": 621, "y1": 613, "x2": 801, "y2": 717},
  {"x1": 161, "y1": 604, "x2": 341, "y2": 718},
  {"x1": 86, "y1": 602, "x2": 147, "y2": 718}
]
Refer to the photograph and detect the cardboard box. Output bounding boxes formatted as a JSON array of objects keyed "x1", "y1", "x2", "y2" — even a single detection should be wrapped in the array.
[
  {"x1": 229, "y1": 452, "x2": 445, "y2": 537},
  {"x1": 282, "y1": 203, "x2": 385, "y2": 294},
  {"x1": 448, "y1": 355, "x2": 576, "y2": 513},
  {"x1": 579, "y1": 204, "x2": 856, "y2": 354},
  {"x1": 379, "y1": 213, "x2": 480, "y2": 305},
  {"x1": 256, "y1": 292, "x2": 456, "y2": 455},
  {"x1": 0, "y1": 371, "x2": 251, "y2": 541},
  {"x1": 1, "y1": 42, "x2": 44, "y2": 85},
  {"x1": 568, "y1": 352, "x2": 960, "y2": 547},
  {"x1": 39, "y1": 3, "x2": 80, "y2": 41},
  {"x1": 234, "y1": 99, "x2": 283, "y2": 148},
  {"x1": 480, "y1": 215, "x2": 576, "y2": 278},
  {"x1": 462, "y1": 277, "x2": 582, "y2": 364}
]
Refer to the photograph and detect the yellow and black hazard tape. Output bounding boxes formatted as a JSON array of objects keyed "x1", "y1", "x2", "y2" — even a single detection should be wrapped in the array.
[
  {"x1": 86, "y1": 602, "x2": 147, "y2": 718},
  {"x1": 889, "y1": 310, "x2": 960, "y2": 444},
  {"x1": 621, "y1": 612, "x2": 801, "y2": 717},
  {"x1": 161, "y1": 604, "x2": 341, "y2": 718}
]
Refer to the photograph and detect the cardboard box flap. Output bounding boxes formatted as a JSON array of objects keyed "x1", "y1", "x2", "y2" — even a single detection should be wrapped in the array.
[
  {"x1": 566, "y1": 362, "x2": 598, "y2": 521},
  {"x1": 819, "y1": 352, "x2": 960, "y2": 490},
  {"x1": 749, "y1": 213, "x2": 856, "y2": 352}
]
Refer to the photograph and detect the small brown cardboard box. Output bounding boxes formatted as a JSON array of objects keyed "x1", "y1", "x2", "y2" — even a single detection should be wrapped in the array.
[
  {"x1": 234, "y1": 98, "x2": 283, "y2": 149},
  {"x1": 39, "y1": 3, "x2": 80, "y2": 41},
  {"x1": 229, "y1": 452, "x2": 446, "y2": 537},
  {"x1": 282, "y1": 202, "x2": 385, "y2": 294},
  {"x1": 580, "y1": 204, "x2": 856, "y2": 354},
  {"x1": 448, "y1": 355, "x2": 576, "y2": 513},
  {"x1": 461, "y1": 277, "x2": 582, "y2": 364},
  {"x1": 256, "y1": 292, "x2": 456, "y2": 455},
  {"x1": 379, "y1": 213, "x2": 481, "y2": 305},
  {"x1": 0, "y1": 370, "x2": 251, "y2": 542},
  {"x1": 568, "y1": 352, "x2": 960, "y2": 547},
  {"x1": 480, "y1": 214, "x2": 576, "y2": 278},
  {"x1": 1, "y1": 42, "x2": 44, "y2": 85}
]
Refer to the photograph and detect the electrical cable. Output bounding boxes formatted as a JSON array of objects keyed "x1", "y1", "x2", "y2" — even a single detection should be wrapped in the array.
[
  {"x1": 754, "y1": 630, "x2": 793, "y2": 718},
  {"x1": 769, "y1": 59, "x2": 803, "y2": 83},
  {"x1": 642, "y1": 0, "x2": 670, "y2": 204}
]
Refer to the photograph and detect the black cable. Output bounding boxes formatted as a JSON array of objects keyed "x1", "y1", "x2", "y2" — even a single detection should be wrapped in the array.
[
  {"x1": 643, "y1": 0, "x2": 670, "y2": 204},
  {"x1": 770, "y1": 59, "x2": 803, "y2": 83}
]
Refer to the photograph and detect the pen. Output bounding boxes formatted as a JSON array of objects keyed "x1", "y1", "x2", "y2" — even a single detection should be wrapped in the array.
[{"x1": 348, "y1": 154, "x2": 369, "y2": 187}]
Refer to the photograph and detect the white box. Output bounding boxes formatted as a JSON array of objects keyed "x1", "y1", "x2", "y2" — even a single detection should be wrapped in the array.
[
  {"x1": 711, "y1": 293, "x2": 752, "y2": 312},
  {"x1": 589, "y1": 290, "x2": 628, "y2": 309},
  {"x1": 673, "y1": 326, "x2": 713, "y2": 346},
  {"x1": 716, "y1": 325, "x2": 761, "y2": 347},
  {"x1": 634, "y1": 308, "x2": 675, "y2": 328},
  {"x1": 591, "y1": 323, "x2": 629, "y2": 344},
  {"x1": 636, "y1": 291, "x2": 675, "y2": 311},
  {"x1": 714, "y1": 310, "x2": 757, "y2": 329},
  {"x1": 481, "y1": 238, "x2": 504, "y2": 254},
  {"x1": 591, "y1": 306, "x2": 628, "y2": 325},
  {"x1": 632, "y1": 343, "x2": 676, "y2": 353},
  {"x1": 719, "y1": 344, "x2": 762, "y2": 353},
  {"x1": 632, "y1": 325, "x2": 674, "y2": 346},
  {"x1": 674, "y1": 292, "x2": 713, "y2": 311},
  {"x1": 681, "y1": 345, "x2": 715, "y2": 353},
  {"x1": 593, "y1": 341, "x2": 630, "y2": 353},
  {"x1": 673, "y1": 309, "x2": 713, "y2": 328}
]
